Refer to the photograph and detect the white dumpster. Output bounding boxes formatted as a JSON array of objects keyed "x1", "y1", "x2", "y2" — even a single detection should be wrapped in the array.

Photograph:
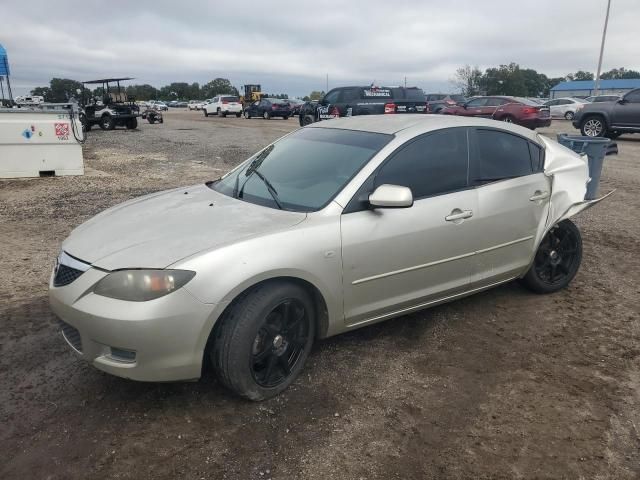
[{"x1": 0, "y1": 108, "x2": 84, "y2": 178}]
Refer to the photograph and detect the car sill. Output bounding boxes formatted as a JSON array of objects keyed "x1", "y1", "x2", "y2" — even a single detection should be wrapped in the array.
[{"x1": 346, "y1": 276, "x2": 518, "y2": 329}]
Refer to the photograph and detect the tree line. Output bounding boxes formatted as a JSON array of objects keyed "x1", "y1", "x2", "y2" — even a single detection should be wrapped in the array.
[
  {"x1": 30, "y1": 77, "x2": 242, "y2": 103},
  {"x1": 453, "y1": 64, "x2": 640, "y2": 98}
]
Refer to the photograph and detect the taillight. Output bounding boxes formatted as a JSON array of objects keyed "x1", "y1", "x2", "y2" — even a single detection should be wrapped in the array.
[
  {"x1": 222, "y1": 100, "x2": 229, "y2": 104},
  {"x1": 384, "y1": 103, "x2": 396, "y2": 114},
  {"x1": 272, "y1": 104, "x2": 279, "y2": 109},
  {"x1": 522, "y1": 107, "x2": 538, "y2": 115}
]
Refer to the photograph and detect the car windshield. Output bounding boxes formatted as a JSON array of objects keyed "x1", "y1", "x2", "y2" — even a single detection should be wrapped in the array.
[{"x1": 209, "y1": 128, "x2": 393, "y2": 211}]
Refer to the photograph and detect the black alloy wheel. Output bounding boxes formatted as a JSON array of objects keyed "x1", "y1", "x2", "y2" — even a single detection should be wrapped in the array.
[
  {"x1": 250, "y1": 299, "x2": 310, "y2": 388},
  {"x1": 522, "y1": 220, "x2": 582, "y2": 293}
]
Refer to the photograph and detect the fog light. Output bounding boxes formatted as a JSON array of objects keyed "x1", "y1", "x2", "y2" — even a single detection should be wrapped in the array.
[{"x1": 110, "y1": 347, "x2": 136, "y2": 363}]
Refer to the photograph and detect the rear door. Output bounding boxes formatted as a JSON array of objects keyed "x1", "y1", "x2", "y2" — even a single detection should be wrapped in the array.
[
  {"x1": 392, "y1": 88, "x2": 427, "y2": 114},
  {"x1": 468, "y1": 128, "x2": 550, "y2": 286},
  {"x1": 335, "y1": 88, "x2": 361, "y2": 116}
]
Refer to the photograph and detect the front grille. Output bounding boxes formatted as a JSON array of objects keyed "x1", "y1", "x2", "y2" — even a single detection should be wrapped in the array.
[
  {"x1": 60, "y1": 321, "x2": 82, "y2": 353},
  {"x1": 53, "y1": 264, "x2": 84, "y2": 287}
]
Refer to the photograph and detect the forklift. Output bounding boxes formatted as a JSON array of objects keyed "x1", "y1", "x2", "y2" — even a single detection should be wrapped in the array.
[
  {"x1": 241, "y1": 84, "x2": 263, "y2": 107},
  {"x1": 81, "y1": 77, "x2": 140, "y2": 131}
]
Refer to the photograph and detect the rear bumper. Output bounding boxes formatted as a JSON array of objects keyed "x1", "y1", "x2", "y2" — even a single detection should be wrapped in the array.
[
  {"x1": 520, "y1": 117, "x2": 552, "y2": 129},
  {"x1": 49, "y1": 267, "x2": 218, "y2": 382}
]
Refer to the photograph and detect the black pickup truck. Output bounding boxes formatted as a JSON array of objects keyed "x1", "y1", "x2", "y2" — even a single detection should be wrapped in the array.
[
  {"x1": 299, "y1": 86, "x2": 427, "y2": 126},
  {"x1": 573, "y1": 88, "x2": 640, "y2": 138}
]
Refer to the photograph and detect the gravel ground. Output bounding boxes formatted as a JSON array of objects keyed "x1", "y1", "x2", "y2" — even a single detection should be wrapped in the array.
[{"x1": 1, "y1": 110, "x2": 639, "y2": 479}]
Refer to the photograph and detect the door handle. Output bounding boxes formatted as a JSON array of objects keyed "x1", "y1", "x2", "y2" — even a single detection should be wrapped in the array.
[
  {"x1": 445, "y1": 209, "x2": 473, "y2": 222},
  {"x1": 529, "y1": 190, "x2": 550, "y2": 201}
]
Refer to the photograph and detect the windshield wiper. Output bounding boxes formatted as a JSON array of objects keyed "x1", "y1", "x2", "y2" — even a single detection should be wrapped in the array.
[
  {"x1": 236, "y1": 146, "x2": 282, "y2": 209},
  {"x1": 251, "y1": 169, "x2": 283, "y2": 209}
]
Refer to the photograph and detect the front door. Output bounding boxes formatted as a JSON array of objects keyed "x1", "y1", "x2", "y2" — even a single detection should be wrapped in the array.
[
  {"x1": 341, "y1": 128, "x2": 478, "y2": 326},
  {"x1": 611, "y1": 90, "x2": 640, "y2": 128},
  {"x1": 468, "y1": 128, "x2": 551, "y2": 285}
]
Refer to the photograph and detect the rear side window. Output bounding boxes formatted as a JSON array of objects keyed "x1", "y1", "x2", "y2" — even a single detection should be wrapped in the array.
[
  {"x1": 392, "y1": 88, "x2": 425, "y2": 101},
  {"x1": 528, "y1": 142, "x2": 544, "y2": 173},
  {"x1": 375, "y1": 128, "x2": 469, "y2": 199},
  {"x1": 340, "y1": 88, "x2": 361, "y2": 102},
  {"x1": 471, "y1": 129, "x2": 533, "y2": 183}
]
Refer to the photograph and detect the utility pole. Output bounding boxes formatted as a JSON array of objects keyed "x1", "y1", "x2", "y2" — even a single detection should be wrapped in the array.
[
  {"x1": 594, "y1": 0, "x2": 612, "y2": 96},
  {"x1": 404, "y1": 76, "x2": 407, "y2": 88},
  {"x1": 326, "y1": 73, "x2": 328, "y2": 93}
]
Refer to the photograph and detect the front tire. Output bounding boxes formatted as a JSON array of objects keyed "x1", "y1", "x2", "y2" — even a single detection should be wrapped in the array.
[
  {"x1": 244, "y1": 110, "x2": 251, "y2": 119},
  {"x1": 204, "y1": 109, "x2": 209, "y2": 117},
  {"x1": 125, "y1": 117, "x2": 137, "y2": 129},
  {"x1": 263, "y1": 111, "x2": 271, "y2": 120},
  {"x1": 301, "y1": 114, "x2": 314, "y2": 126},
  {"x1": 581, "y1": 115, "x2": 606, "y2": 137},
  {"x1": 212, "y1": 281, "x2": 315, "y2": 400},
  {"x1": 522, "y1": 220, "x2": 582, "y2": 294}
]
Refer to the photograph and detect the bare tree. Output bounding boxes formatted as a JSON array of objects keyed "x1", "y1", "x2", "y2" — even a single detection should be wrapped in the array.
[{"x1": 452, "y1": 65, "x2": 483, "y2": 96}]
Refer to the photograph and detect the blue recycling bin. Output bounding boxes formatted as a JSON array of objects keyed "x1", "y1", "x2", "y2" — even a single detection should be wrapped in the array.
[{"x1": 556, "y1": 134, "x2": 616, "y2": 200}]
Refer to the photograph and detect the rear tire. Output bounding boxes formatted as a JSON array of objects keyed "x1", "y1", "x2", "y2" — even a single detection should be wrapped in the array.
[
  {"x1": 564, "y1": 111, "x2": 575, "y2": 120},
  {"x1": 244, "y1": 110, "x2": 251, "y2": 119},
  {"x1": 263, "y1": 111, "x2": 271, "y2": 120},
  {"x1": 283, "y1": 116, "x2": 289, "y2": 120},
  {"x1": 212, "y1": 281, "x2": 315, "y2": 400},
  {"x1": 236, "y1": 112, "x2": 242, "y2": 118},
  {"x1": 580, "y1": 115, "x2": 606, "y2": 137},
  {"x1": 521, "y1": 220, "x2": 582, "y2": 294},
  {"x1": 301, "y1": 114, "x2": 314, "y2": 126},
  {"x1": 125, "y1": 117, "x2": 137, "y2": 129},
  {"x1": 148, "y1": 117, "x2": 156, "y2": 124}
]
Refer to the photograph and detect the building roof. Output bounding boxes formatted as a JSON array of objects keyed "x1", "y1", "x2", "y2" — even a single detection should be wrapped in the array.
[{"x1": 551, "y1": 79, "x2": 640, "y2": 91}]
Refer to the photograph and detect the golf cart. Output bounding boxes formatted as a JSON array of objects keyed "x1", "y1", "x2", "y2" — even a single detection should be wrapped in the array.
[{"x1": 81, "y1": 77, "x2": 140, "y2": 131}]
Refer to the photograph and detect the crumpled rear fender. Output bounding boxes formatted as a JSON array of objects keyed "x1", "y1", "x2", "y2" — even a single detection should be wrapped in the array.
[{"x1": 539, "y1": 135, "x2": 614, "y2": 230}]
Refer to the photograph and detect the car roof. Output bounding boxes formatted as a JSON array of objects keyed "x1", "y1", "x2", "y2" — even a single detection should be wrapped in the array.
[{"x1": 308, "y1": 115, "x2": 541, "y2": 142}]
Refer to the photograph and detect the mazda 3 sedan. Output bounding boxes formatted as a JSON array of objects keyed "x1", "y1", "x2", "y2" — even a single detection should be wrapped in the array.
[{"x1": 50, "y1": 115, "x2": 609, "y2": 400}]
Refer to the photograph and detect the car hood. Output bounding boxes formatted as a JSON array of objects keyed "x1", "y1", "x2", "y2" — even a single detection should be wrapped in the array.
[{"x1": 62, "y1": 184, "x2": 307, "y2": 271}]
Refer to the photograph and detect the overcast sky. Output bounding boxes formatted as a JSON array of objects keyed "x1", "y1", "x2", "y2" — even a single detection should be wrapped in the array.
[{"x1": 1, "y1": 0, "x2": 638, "y2": 98}]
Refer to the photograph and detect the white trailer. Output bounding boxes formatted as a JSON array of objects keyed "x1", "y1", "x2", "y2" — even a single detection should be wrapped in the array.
[{"x1": 0, "y1": 108, "x2": 84, "y2": 178}]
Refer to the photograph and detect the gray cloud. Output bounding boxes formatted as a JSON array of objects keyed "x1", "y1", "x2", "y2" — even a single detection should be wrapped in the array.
[{"x1": 2, "y1": 0, "x2": 638, "y2": 97}]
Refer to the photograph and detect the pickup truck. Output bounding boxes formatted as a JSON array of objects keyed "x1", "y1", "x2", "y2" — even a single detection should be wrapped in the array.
[{"x1": 573, "y1": 88, "x2": 640, "y2": 138}]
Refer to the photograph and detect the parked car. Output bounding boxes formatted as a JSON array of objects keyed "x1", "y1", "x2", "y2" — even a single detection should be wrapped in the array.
[
  {"x1": 168, "y1": 100, "x2": 179, "y2": 108},
  {"x1": 50, "y1": 115, "x2": 609, "y2": 400},
  {"x1": 425, "y1": 93, "x2": 467, "y2": 113},
  {"x1": 188, "y1": 100, "x2": 203, "y2": 111},
  {"x1": 299, "y1": 86, "x2": 427, "y2": 126},
  {"x1": 543, "y1": 97, "x2": 588, "y2": 120},
  {"x1": 175, "y1": 101, "x2": 188, "y2": 108},
  {"x1": 573, "y1": 87, "x2": 640, "y2": 138},
  {"x1": 146, "y1": 100, "x2": 168, "y2": 111},
  {"x1": 584, "y1": 94, "x2": 621, "y2": 103},
  {"x1": 442, "y1": 96, "x2": 551, "y2": 129},
  {"x1": 288, "y1": 99, "x2": 305, "y2": 115},
  {"x1": 203, "y1": 95, "x2": 243, "y2": 117},
  {"x1": 244, "y1": 98, "x2": 292, "y2": 119}
]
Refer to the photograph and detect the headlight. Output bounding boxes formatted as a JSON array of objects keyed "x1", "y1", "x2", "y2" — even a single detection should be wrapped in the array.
[{"x1": 94, "y1": 270, "x2": 195, "y2": 302}]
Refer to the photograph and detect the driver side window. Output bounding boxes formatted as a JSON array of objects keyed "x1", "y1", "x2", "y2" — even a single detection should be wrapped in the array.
[{"x1": 624, "y1": 90, "x2": 640, "y2": 103}]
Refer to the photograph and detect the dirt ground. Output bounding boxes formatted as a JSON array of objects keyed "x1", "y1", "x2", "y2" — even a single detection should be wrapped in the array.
[{"x1": 1, "y1": 110, "x2": 639, "y2": 479}]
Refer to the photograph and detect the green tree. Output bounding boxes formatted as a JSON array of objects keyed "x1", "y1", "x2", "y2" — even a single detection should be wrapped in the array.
[
  {"x1": 201, "y1": 78, "x2": 238, "y2": 98},
  {"x1": 521, "y1": 69, "x2": 549, "y2": 97},
  {"x1": 480, "y1": 63, "x2": 527, "y2": 96},
  {"x1": 308, "y1": 90, "x2": 325, "y2": 101},
  {"x1": 31, "y1": 78, "x2": 87, "y2": 102},
  {"x1": 567, "y1": 70, "x2": 594, "y2": 81},
  {"x1": 125, "y1": 84, "x2": 159, "y2": 101},
  {"x1": 453, "y1": 65, "x2": 483, "y2": 97},
  {"x1": 546, "y1": 77, "x2": 566, "y2": 97},
  {"x1": 600, "y1": 67, "x2": 640, "y2": 80},
  {"x1": 302, "y1": 95, "x2": 310, "y2": 101}
]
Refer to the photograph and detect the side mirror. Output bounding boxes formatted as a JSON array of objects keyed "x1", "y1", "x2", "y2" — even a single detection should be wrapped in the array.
[
  {"x1": 368, "y1": 184, "x2": 413, "y2": 209},
  {"x1": 617, "y1": 98, "x2": 627, "y2": 104}
]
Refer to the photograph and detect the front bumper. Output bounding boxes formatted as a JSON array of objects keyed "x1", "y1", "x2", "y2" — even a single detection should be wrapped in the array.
[{"x1": 49, "y1": 266, "x2": 218, "y2": 382}]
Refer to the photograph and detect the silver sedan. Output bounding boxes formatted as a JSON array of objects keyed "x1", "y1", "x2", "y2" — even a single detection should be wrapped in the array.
[{"x1": 49, "y1": 115, "x2": 608, "y2": 400}]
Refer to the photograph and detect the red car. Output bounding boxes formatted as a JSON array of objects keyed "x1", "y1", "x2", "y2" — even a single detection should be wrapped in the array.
[{"x1": 442, "y1": 96, "x2": 551, "y2": 129}]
